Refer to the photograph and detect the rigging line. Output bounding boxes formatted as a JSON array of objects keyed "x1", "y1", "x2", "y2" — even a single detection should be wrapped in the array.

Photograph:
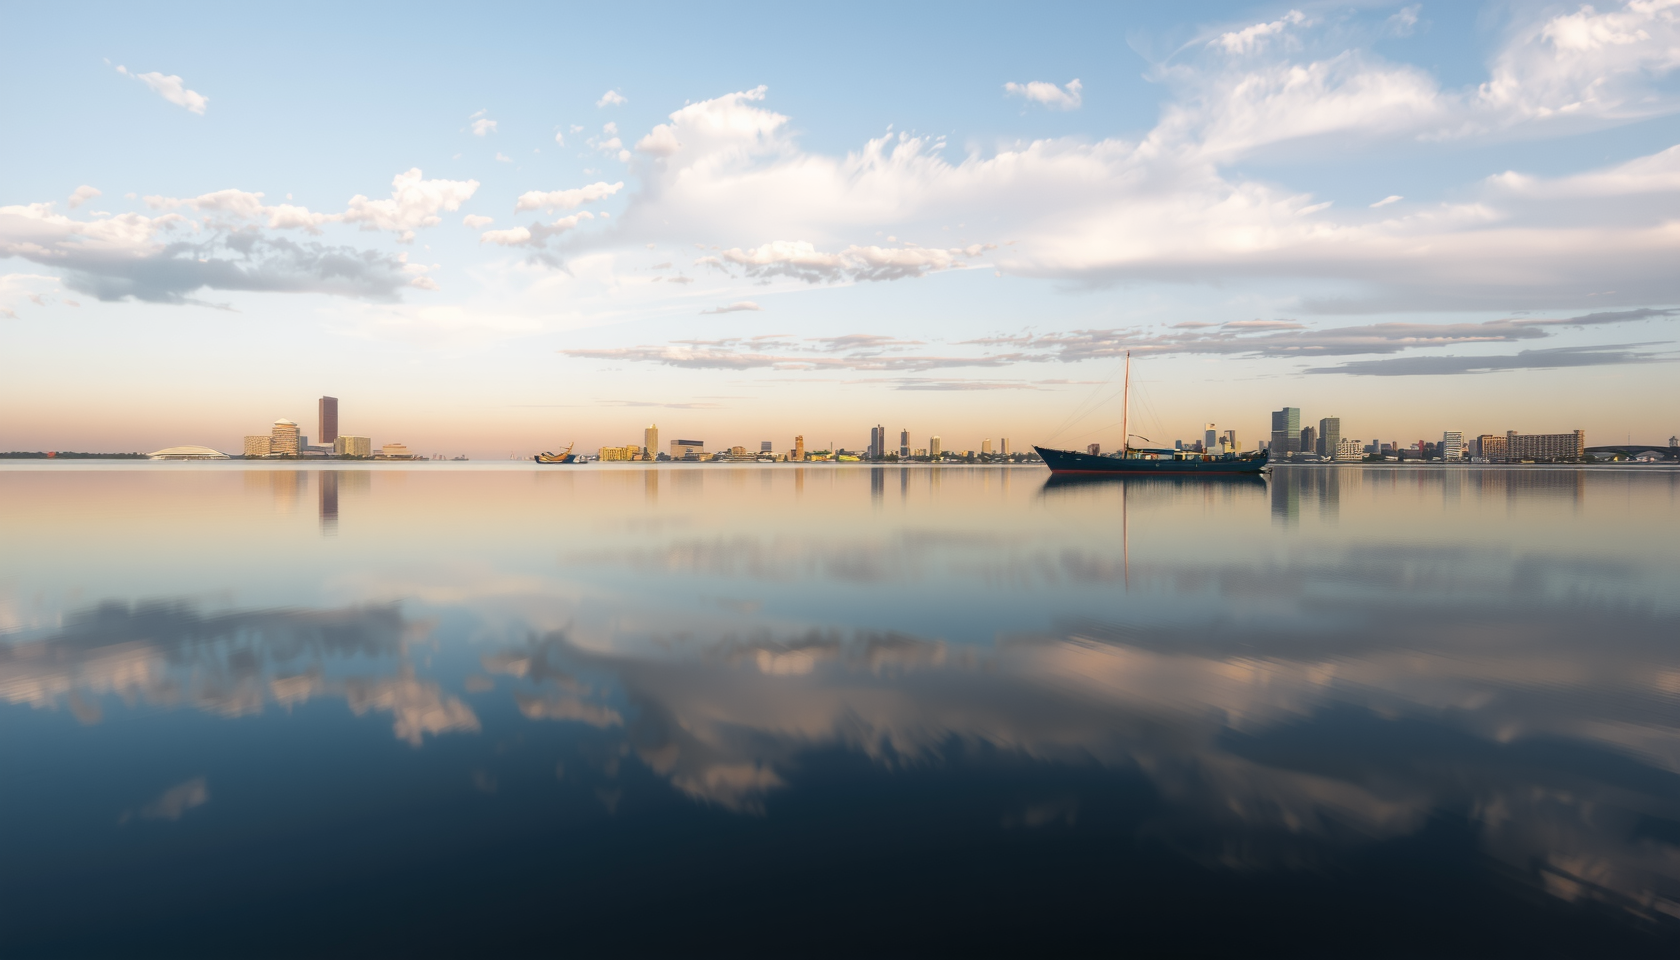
[
  {"x1": 1048, "y1": 383, "x2": 1128, "y2": 442},
  {"x1": 1042, "y1": 352, "x2": 1129, "y2": 444},
  {"x1": 1133, "y1": 377, "x2": 1167, "y2": 442}
]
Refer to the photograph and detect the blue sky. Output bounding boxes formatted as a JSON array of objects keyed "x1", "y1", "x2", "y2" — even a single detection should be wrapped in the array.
[{"x1": 2, "y1": 1, "x2": 1678, "y2": 455}]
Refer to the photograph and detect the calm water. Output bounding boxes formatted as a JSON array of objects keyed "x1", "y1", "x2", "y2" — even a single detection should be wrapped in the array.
[{"x1": 2, "y1": 462, "x2": 1679, "y2": 956}]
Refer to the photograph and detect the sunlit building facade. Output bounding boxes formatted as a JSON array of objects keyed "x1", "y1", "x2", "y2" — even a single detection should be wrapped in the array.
[{"x1": 270, "y1": 419, "x2": 300, "y2": 456}]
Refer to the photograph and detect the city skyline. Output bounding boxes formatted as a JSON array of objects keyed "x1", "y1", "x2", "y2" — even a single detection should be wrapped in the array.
[{"x1": 3, "y1": 2, "x2": 1679, "y2": 457}]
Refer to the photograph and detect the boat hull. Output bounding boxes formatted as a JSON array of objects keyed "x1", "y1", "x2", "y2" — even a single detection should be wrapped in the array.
[{"x1": 1035, "y1": 445, "x2": 1268, "y2": 476}]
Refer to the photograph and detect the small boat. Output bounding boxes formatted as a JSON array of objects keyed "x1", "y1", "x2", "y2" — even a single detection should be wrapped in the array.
[
  {"x1": 1035, "y1": 352, "x2": 1268, "y2": 477},
  {"x1": 533, "y1": 443, "x2": 577, "y2": 464}
]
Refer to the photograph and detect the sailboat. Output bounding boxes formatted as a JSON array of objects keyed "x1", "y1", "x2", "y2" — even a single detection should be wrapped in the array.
[
  {"x1": 1034, "y1": 352, "x2": 1268, "y2": 476},
  {"x1": 532, "y1": 442, "x2": 577, "y2": 464}
]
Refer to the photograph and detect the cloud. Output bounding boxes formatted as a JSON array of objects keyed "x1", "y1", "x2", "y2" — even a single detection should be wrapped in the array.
[
  {"x1": 472, "y1": 118, "x2": 497, "y2": 136},
  {"x1": 67, "y1": 185, "x2": 101, "y2": 209},
  {"x1": 1211, "y1": 10, "x2": 1307, "y2": 54},
  {"x1": 495, "y1": 152, "x2": 512, "y2": 162},
  {"x1": 562, "y1": 336, "x2": 1028, "y2": 372},
  {"x1": 115, "y1": 65, "x2": 208, "y2": 114},
  {"x1": 700, "y1": 301, "x2": 761, "y2": 314},
  {"x1": 513, "y1": 180, "x2": 623, "y2": 212},
  {"x1": 1003, "y1": 79, "x2": 1083, "y2": 110},
  {"x1": 1370, "y1": 195, "x2": 1402, "y2": 208},
  {"x1": 479, "y1": 212, "x2": 594, "y2": 248},
  {"x1": 341, "y1": 168, "x2": 480, "y2": 242},
  {"x1": 1303, "y1": 342, "x2": 1676, "y2": 376},
  {"x1": 137, "y1": 777, "x2": 209, "y2": 821},
  {"x1": 463, "y1": 214, "x2": 494, "y2": 228},
  {"x1": 597, "y1": 89, "x2": 627, "y2": 107},
  {"x1": 710, "y1": 240, "x2": 990, "y2": 284}
]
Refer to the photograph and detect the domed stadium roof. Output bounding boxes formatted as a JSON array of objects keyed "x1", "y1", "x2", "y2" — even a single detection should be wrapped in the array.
[
  {"x1": 147, "y1": 445, "x2": 230, "y2": 460},
  {"x1": 274, "y1": 418, "x2": 296, "y2": 426}
]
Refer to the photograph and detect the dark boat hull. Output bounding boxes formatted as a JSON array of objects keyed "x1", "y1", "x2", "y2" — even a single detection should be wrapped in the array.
[{"x1": 1035, "y1": 445, "x2": 1268, "y2": 476}]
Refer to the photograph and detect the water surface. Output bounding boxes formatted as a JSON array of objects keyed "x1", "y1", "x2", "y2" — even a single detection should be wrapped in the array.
[{"x1": 2, "y1": 462, "x2": 1678, "y2": 956}]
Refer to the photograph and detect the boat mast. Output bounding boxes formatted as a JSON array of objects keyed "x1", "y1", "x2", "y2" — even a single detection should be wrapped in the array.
[{"x1": 1121, "y1": 350, "x2": 1130, "y2": 457}]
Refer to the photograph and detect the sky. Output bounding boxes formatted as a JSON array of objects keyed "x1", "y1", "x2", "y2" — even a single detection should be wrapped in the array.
[{"x1": 2, "y1": 0, "x2": 1678, "y2": 457}]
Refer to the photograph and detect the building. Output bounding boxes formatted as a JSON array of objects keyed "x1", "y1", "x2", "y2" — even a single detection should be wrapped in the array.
[
  {"x1": 1300, "y1": 426, "x2": 1317, "y2": 457},
  {"x1": 1335, "y1": 437, "x2": 1361, "y2": 461},
  {"x1": 645, "y1": 424, "x2": 659, "y2": 461},
  {"x1": 930, "y1": 436, "x2": 943, "y2": 458},
  {"x1": 1441, "y1": 431, "x2": 1464, "y2": 461},
  {"x1": 334, "y1": 436, "x2": 371, "y2": 457},
  {"x1": 760, "y1": 441, "x2": 773, "y2": 453},
  {"x1": 869, "y1": 425, "x2": 885, "y2": 459},
  {"x1": 318, "y1": 396, "x2": 339, "y2": 446},
  {"x1": 899, "y1": 428, "x2": 910, "y2": 458},
  {"x1": 794, "y1": 435, "x2": 805, "y2": 461},
  {"x1": 1000, "y1": 438, "x2": 1010, "y2": 456},
  {"x1": 1475, "y1": 434, "x2": 1507, "y2": 460},
  {"x1": 270, "y1": 419, "x2": 300, "y2": 456},
  {"x1": 671, "y1": 439, "x2": 705, "y2": 460},
  {"x1": 380, "y1": 442, "x2": 412, "y2": 458},
  {"x1": 1204, "y1": 423, "x2": 1217, "y2": 451},
  {"x1": 1508, "y1": 429, "x2": 1584, "y2": 461},
  {"x1": 1318, "y1": 418, "x2": 1341, "y2": 458},
  {"x1": 1220, "y1": 429, "x2": 1238, "y2": 454},
  {"x1": 598, "y1": 444, "x2": 640, "y2": 461},
  {"x1": 244, "y1": 435, "x2": 272, "y2": 457},
  {"x1": 147, "y1": 445, "x2": 230, "y2": 460},
  {"x1": 1271, "y1": 407, "x2": 1301, "y2": 455},
  {"x1": 1087, "y1": 443, "x2": 1101, "y2": 455},
  {"x1": 981, "y1": 439, "x2": 993, "y2": 455}
]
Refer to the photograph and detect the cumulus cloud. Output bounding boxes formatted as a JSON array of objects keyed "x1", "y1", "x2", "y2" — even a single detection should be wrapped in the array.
[
  {"x1": 462, "y1": 214, "x2": 494, "y2": 228},
  {"x1": 67, "y1": 185, "x2": 101, "y2": 209},
  {"x1": 1211, "y1": 10, "x2": 1308, "y2": 55},
  {"x1": 479, "y1": 212, "x2": 594, "y2": 247},
  {"x1": 513, "y1": 180, "x2": 623, "y2": 212},
  {"x1": 342, "y1": 168, "x2": 480, "y2": 241},
  {"x1": 700, "y1": 301, "x2": 761, "y2": 314},
  {"x1": 115, "y1": 65, "x2": 209, "y2": 114},
  {"x1": 1003, "y1": 79, "x2": 1083, "y2": 110},
  {"x1": 472, "y1": 118, "x2": 497, "y2": 136},
  {"x1": 597, "y1": 89, "x2": 627, "y2": 107}
]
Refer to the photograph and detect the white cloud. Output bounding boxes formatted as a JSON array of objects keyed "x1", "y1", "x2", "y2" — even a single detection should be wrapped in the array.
[
  {"x1": 115, "y1": 65, "x2": 208, "y2": 114},
  {"x1": 700, "y1": 301, "x2": 761, "y2": 314},
  {"x1": 472, "y1": 118, "x2": 498, "y2": 136},
  {"x1": 553, "y1": 131, "x2": 565, "y2": 146},
  {"x1": 495, "y1": 152, "x2": 512, "y2": 162},
  {"x1": 514, "y1": 180, "x2": 624, "y2": 212},
  {"x1": 480, "y1": 211, "x2": 594, "y2": 247},
  {"x1": 597, "y1": 89, "x2": 627, "y2": 107},
  {"x1": 1003, "y1": 79, "x2": 1083, "y2": 110},
  {"x1": 1212, "y1": 10, "x2": 1307, "y2": 55},
  {"x1": 1370, "y1": 195, "x2": 1403, "y2": 208},
  {"x1": 342, "y1": 168, "x2": 481, "y2": 242},
  {"x1": 1387, "y1": 4, "x2": 1420, "y2": 37},
  {"x1": 67, "y1": 185, "x2": 101, "y2": 209},
  {"x1": 463, "y1": 214, "x2": 494, "y2": 228}
]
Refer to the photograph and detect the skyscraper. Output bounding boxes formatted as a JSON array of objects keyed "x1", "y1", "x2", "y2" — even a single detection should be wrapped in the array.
[
  {"x1": 869, "y1": 425, "x2": 885, "y2": 459},
  {"x1": 645, "y1": 424, "x2": 659, "y2": 461},
  {"x1": 760, "y1": 440, "x2": 773, "y2": 453},
  {"x1": 1300, "y1": 425, "x2": 1317, "y2": 457},
  {"x1": 1441, "y1": 431, "x2": 1464, "y2": 461},
  {"x1": 930, "y1": 436, "x2": 942, "y2": 458},
  {"x1": 1000, "y1": 438, "x2": 1010, "y2": 456},
  {"x1": 795, "y1": 435, "x2": 805, "y2": 461},
  {"x1": 1270, "y1": 407, "x2": 1301, "y2": 455},
  {"x1": 1318, "y1": 417, "x2": 1341, "y2": 458},
  {"x1": 1219, "y1": 429, "x2": 1237, "y2": 454},
  {"x1": 981, "y1": 439, "x2": 993, "y2": 454},
  {"x1": 1204, "y1": 423, "x2": 1217, "y2": 451},
  {"x1": 318, "y1": 396, "x2": 339, "y2": 445},
  {"x1": 899, "y1": 428, "x2": 909, "y2": 458}
]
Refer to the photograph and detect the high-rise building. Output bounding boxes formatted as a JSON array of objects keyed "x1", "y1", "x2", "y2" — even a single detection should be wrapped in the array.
[
  {"x1": 1475, "y1": 434, "x2": 1507, "y2": 460},
  {"x1": 1204, "y1": 423, "x2": 1217, "y2": 451},
  {"x1": 930, "y1": 436, "x2": 943, "y2": 458},
  {"x1": 1505, "y1": 429, "x2": 1584, "y2": 461},
  {"x1": 981, "y1": 439, "x2": 993, "y2": 455},
  {"x1": 1271, "y1": 407, "x2": 1301, "y2": 455},
  {"x1": 334, "y1": 436, "x2": 371, "y2": 457},
  {"x1": 761, "y1": 441, "x2": 773, "y2": 453},
  {"x1": 899, "y1": 428, "x2": 910, "y2": 458},
  {"x1": 1441, "y1": 431, "x2": 1464, "y2": 461},
  {"x1": 318, "y1": 396, "x2": 339, "y2": 445},
  {"x1": 243, "y1": 435, "x2": 272, "y2": 457},
  {"x1": 1318, "y1": 418, "x2": 1341, "y2": 458},
  {"x1": 1000, "y1": 438, "x2": 1010, "y2": 456},
  {"x1": 645, "y1": 424, "x2": 659, "y2": 461},
  {"x1": 870, "y1": 425, "x2": 885, "y2": 459},
  {"x1": 670, "y1": 439, "x2": 705, "y2": 459},
  {"x1": 1300, "y1": 426, "x2": 1317, "y2": 457},
  {"x1": 795, "y1": 435, "x2": 805, "y2": 461},
  {"x1": 270, "y1": 419, "x2": 300, "y2": 456},
  {"x1": 1220, "y1": 429, "x2": 1238, "y2": 454}
]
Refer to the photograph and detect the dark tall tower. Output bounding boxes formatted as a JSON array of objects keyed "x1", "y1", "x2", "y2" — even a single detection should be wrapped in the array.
[
  {"x1": 319, "y1": 396, "x2": 339, "y2": 445},
  {"x1": 899, "y1": 428, "x2": 909, "y2": 458}
]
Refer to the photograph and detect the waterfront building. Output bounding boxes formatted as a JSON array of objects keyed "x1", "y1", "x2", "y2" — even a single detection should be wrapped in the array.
[
  {"x1": 761, "y1": 441, "x2": 773, "y2": 453},
  {"x1": 598, "y1": 444, "x2": 640, "y2": 461},
  {"x1": 1220, "y1": 429, "x2": 1238, "y2": 454},
  {"x1": 730, "y1": 445, "x2": 747, "y2": 456},
  {"x1": 1271, "y1": 407, "x2": 1301, "y2": 455},
  {"x1": 982, "y1": 439, "x2": 993, "y2": 455},
  {"x1": 869, "y1": 425, "x2": 885, "y2": 459},
  {"x1": 1335, "y1": 437, "x2": 1361, "y2": 461},
  {"x1": 270, "y1": 419, "x2": 300, "y2": 456},
  {"x1": 1300, "y1": 426, "x2": 1317, "y2": 458},
  {"x1": 915, "y1": 448, "x2": 927, "y2": 457},
  {"x1": 1318, "y1": 418, "x2": 1341, "y2": 458},
  {"x1": 1507, "y1": 429, "x2": 1584, "y2": 461},
  {"x1": 318, "y1": 396, "x2": 339, "y2": 445},
  {"x1": 1441, "y1": 431, "x2": 1465, "y2": 461},
  {"x1": 381, "y1": 442, "x2": 412, "y2": 458},
  {"x1": 1204, "y1": 423, "x2": 1217, "y2": 451},
  {"x1": 1475, "y1": 434, "x2": 1507, "y2": 460},
  {"x1": 670, "y1": 439, "x2": 706, "y2": 460},
  {"x1": 899, "y1": 428, "x2": 910, "y2": 458},
  {"x1": 147, "y1": 445, "x2": 230, "y2": 460},
  {"x1": 335, "y1": 436, "x2": 371, "y2": 457},
  {"x1": 1087, "y1": 443, "x2": 1101, "y2": 455},
  {"x1": 244, "y1": 435, "x2": 272, "y2": 457},
  {"x1": 795, "y1": 435, "x2": 805, "y2": 461},
  {"x1": 930, "y1": 436, "x2": 942, "y2": 457},
  {"x1": 645, "y1": 424, "x2": 659, "y2": 461},
  {"x1": 1000, "y1": 438, "x2": 1010, "y2": 456}
]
